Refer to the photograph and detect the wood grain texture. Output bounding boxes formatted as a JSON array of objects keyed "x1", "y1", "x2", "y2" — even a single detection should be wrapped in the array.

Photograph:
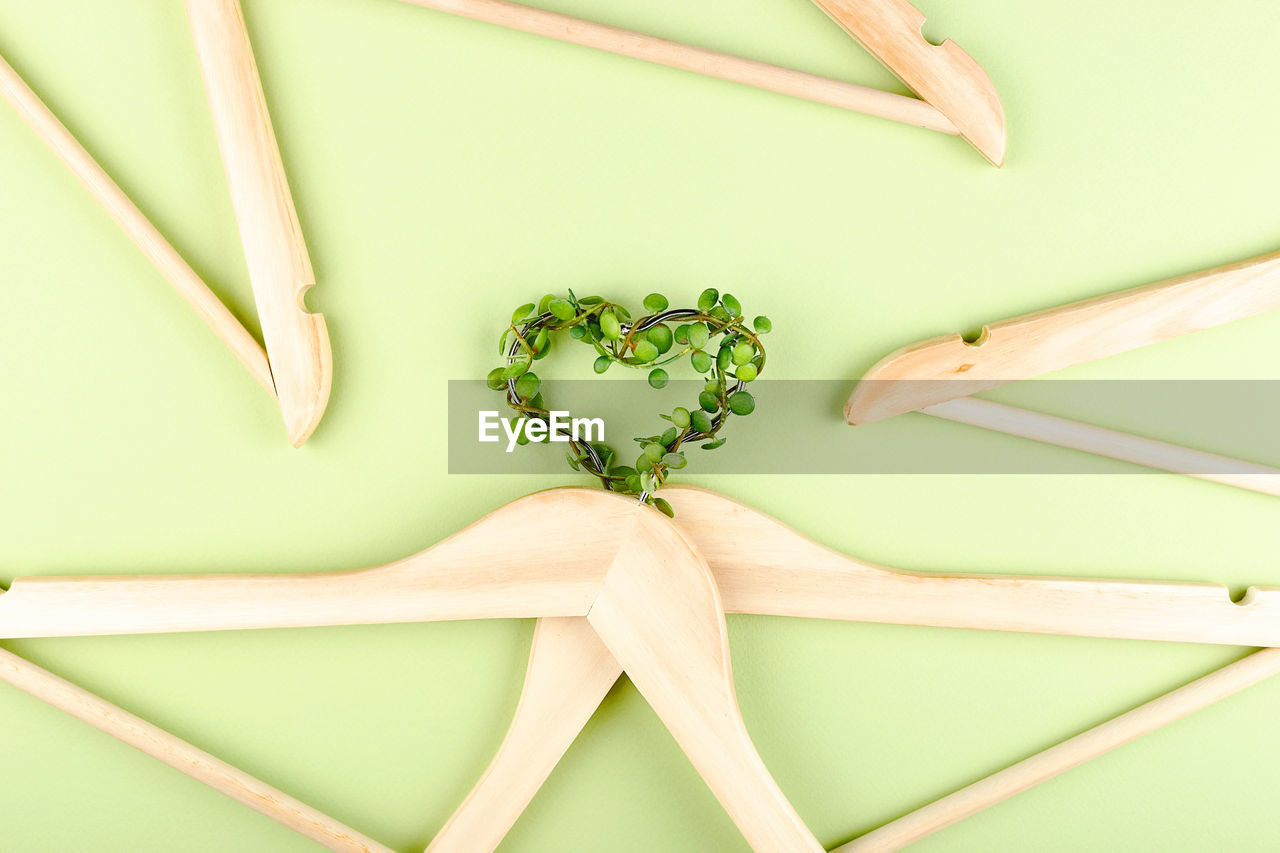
[
  {"x1": 427, "y1": 617, "x2": 621, "y2": 853},
  {"x1": 834, "y1": 647, "x2": 1280, "y2": 853},
  {"x1": 0, "y1": 489, "x2": 638, "y2": 638},
  {"x1": 187, "y1": 0, "x2": 331, "y2": 446},
  {"x1": 6, "y1": 487, "x2": 1280, "y2": 646},
  {"x1": 923, "y1": 396, "x2": 1280, "y2": 497},
  {"x1": 845, "y1": 249, "x2": 1280, "y2": 423},
  {"x1": 0, "y1": 50, "x2": 274, "y2": 397},
  {"x1": 394, "y1": 0, "x2": 961, "y2": 136},
  {"x1": 0, "y1": 647, "x2": 392, "y2": 853},
  {"x1": 662, "y1": 486, "x2": 1280, "y2": 647},
  {"x1": 586, "y1": 510, "x2": 822, "y2": 852},
  {"x1": 809, "y1": 0, "x2": 1005, "y2": 164}
]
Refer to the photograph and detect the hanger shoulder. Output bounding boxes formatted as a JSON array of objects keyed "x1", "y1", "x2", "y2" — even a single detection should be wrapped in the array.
[
  {"x1": 187, "y1": 0, "x2": 331, "y2": 446},
  {"x1": 428, "y1": 617, "x2": 620, "y2": 853},
  {"x1": 845, "y1": 248, "x2": 1280, "y2": 423},
  {"x1": 809, "y1": 0, "x2": 1005, "y2": 164},
  {"x1": 665, "y1": 487, "x2": 1280, "y2": 647},
  {"x1": 0, "y1": 489, "x2": 635, "y2": 639},
  {"x1": 586, "y1": 510, "x2": 823, "y2": 852}
]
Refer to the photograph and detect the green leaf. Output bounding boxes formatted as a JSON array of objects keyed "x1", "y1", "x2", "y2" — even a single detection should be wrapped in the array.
[
  {"x1": 549, "y1": 299, "x2": 576, "y2": 321},
  {"x1": 569, "y1": 325, "x2": 587, "y2": 340},
  {"x1": 672, "y1": 407, "x2": 691, "y2": 428},
  {"x1": 538, "y1": 293, "x2": 555, "y2": 314},
  {"x1": 633, "y1": 340, "x2": 660, "y2": 362},
  {"x1": 516, "y1": 426, "x2": 531, "y2": 445},
  {"x1": 698, "y1": 390, "x2": 719, "y2": 412},
  {"x1": 728, "y1": 390, "x2": 755, "y2": 415},
  {"x1": 625, "y1": 473, "x2": 642, "y2": 492},
  {"x1": 600, "y1": 311, "x2": 622, "y2": 340},
  {"x1": 612, "y1": 465, "x2": 637, "y2": 481},
  {"x1": 690, "y1": 410, "x2": 713, "y2": 433},
  {"x1": 485, "y1": 368, "x2": 506, "y2": 390},
  {"x1": 498, "y1": 328, "x2": 510, "y2": 355},
  {"x1": 639, "y1": 470, "x2": 657, "y2": 494},
  {"x1": 501, "y1": 360, "x2": 530, "y2": 380},
  {"x1": 532, "y1": 329, "x2": 551, "y2": 360},
  {"x1": 702, "y1": 437, "x2": 727, "y2": 450},
  {"x1": 659, "y1": 426, "x2": 678, "y2": 446},
  {"x1": 674, "y1": 324, "x2": 690, "y2": 344},
  {"x1": 643, "y1": 443, "x2": 665, "y2": 463},
  {"x1": 565, "y1": 450, "x2": 581, "y2": 470},
  {"x1": 687, "y1": 323, "x2": 710, "y2": 350},
  {"x1": 613, "y1": 304, "x2": 632, "y2": 322},
  {"x1": 732, "y1": 342, "x2": 754, "y2": 365},
  {"x1": 735, "y1": 362, "x2": 758, "y2": 382},
  {"x1": 648, "y1": 368, "x2": 669, "y2": 388},
  {"x1": 646, "y1": 324, "x2": 674, "y2": 353},
  {"x1": 661, "y1": 452, "x2": 687, "y2": 469},
  {"x1": 593, "y1": 355, "x2": 611, "y2": 374},
  {"x1": 514, "y1": 372, "x2": 540, "y2": 400},
  {"x1": 578, "y1": 295, "x2": 604, "y2": 305},
  {"x1": 697, "y1": 288, "x2": 719, "y2": 312},
  {"x1": 643, "y1": 293, "x2": 669, "y2": 313},
  {"x1": 651, "y1": 497, "x2": 675, "y2": 518},
  {"x1": 690, "y1": 350, "x2": 712, "y2": 373},
  {"x1": 717, "y1": 346, "x2": 732, "y2": 371},
  {"x1": 721, "y1": 293, "x2": 741, "y2": 316},
  {"x1": 709, "y1": 305, "x2": 730, "y2": 322},
  {"x1": 512, "y1": 303, "x2": 535, "y2": 323},
  {"x1": 753, "y1": 315, "x2": 772, "y2": 334}
]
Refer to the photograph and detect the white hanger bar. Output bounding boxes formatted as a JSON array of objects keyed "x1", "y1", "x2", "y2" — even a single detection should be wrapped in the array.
[
  {"x1": 0, "y1": 646, "x2": 392, "y2": 853},
  {"x1": 0, "y1": 50, "x2": 275, "y2": 396},
  {"x1": 923, "y1": 396, "x2": 1280, "y2": 497},
  {"x1": 391, "y1": 0, "x2": 1006, "y2": 163},
  {"x1": 186, "y1": 0, "x2": 332, "y2": 446},
  {"x1": 833, "y1": 647, "x2": 1280, "y2": 852}
]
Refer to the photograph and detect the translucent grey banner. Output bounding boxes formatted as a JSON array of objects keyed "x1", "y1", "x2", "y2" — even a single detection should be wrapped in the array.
[{"x1": 448, "y1": 380, "x2": 1280, "y2": 475}]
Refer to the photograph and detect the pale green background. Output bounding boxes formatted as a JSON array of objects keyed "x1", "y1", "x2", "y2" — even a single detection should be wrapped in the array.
[{"x1": 2, "y1": 0, "x2": 1280, "y2": 850}]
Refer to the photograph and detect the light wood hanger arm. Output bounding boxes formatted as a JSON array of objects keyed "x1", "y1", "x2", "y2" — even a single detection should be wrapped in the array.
[
  {"x1": 585, "y1": 511, "x2": 823, "y2": 852},
  {"x1": 663, "y1": 487, "x2": 1280, "y2": 647},
  {"x1": 391, "y1": 0, "x2": 965, "y2": 139},
  {"x1": 0, "y1": 647, "x2": 392, "y2": 853},
  {"x1": 426, "y1": 617, "x2": 621, "y2": 853},
  {"x1": 0, "y1": 489, "x2": 636, "y2": 638},
  {"x1": 845, "y1": 249, "x2": 1280, "y2": 424},
  {"x1": 187, "y1": 0, "x2": 332, "y2": 446},
  {"x1": 0, "y1": 50, "x2": 274, "y2": 397},
  {"x1": 5, "y1": 487, "x2": 1280, "y2": 646},
  {"x1": 810, "y1": 0, "x2": 1004, "y2": 164}
]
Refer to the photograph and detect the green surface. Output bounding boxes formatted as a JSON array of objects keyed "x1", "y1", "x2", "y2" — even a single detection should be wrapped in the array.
[{"x1": 2, "y1": 0, "x2": 1280, "y2": 850}]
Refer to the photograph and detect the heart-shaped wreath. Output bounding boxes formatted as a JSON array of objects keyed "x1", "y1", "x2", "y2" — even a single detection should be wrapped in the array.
[{"x1": 487, "y1": 289, "x2": 771, "y2": 516}]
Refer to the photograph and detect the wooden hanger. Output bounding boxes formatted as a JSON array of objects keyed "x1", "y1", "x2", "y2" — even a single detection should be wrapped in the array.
[
  {"x1": 392, "y1": 0, "x2": 1006, "y2": 165},
  {"x1": 2, "y1": 489, "x2": 824, "y2": 851},
  {"x1": 0, "y1": 7, "x2": 330, "y2": 446},
  {"x1": 186, "y1": 0, "x2": 332, "y2": 446},
  {"x1": 845, "y1": 249, "x2": 1280, "y2": 496},
  {"x1": 4, "y1": 485, "x2": 1280, "y2": 850}
]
